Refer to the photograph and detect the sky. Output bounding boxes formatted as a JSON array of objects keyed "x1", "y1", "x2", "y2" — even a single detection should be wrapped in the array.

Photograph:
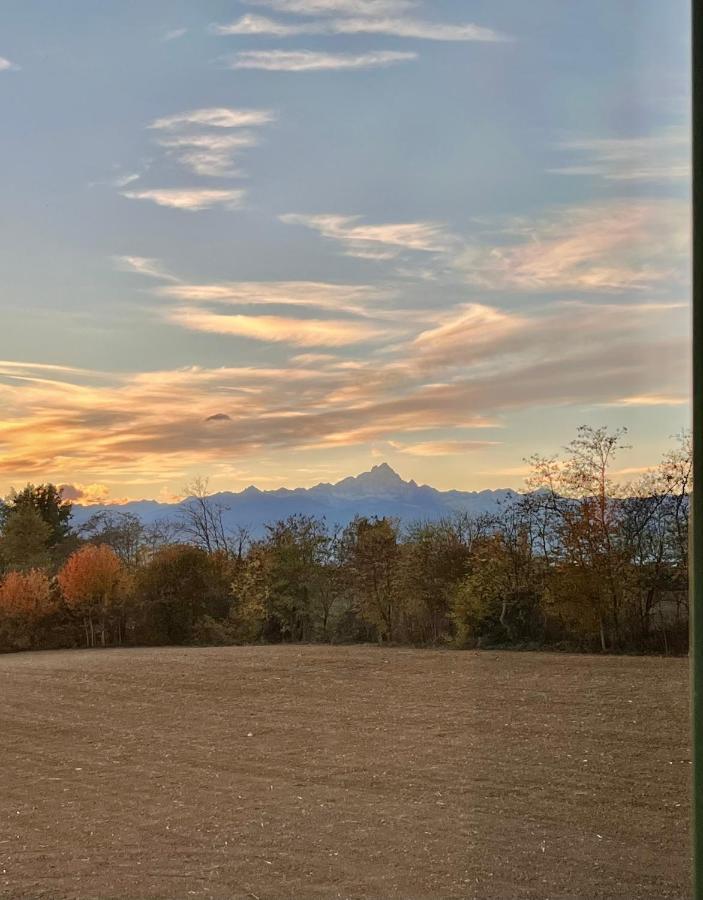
[{"x1": 0, "y1": 0, "x2": 691, "y2": 503}]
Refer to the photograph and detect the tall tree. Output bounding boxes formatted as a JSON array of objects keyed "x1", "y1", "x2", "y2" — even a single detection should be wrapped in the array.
[
  {"x1": 526, "y1": 425, "x2": 631, "y2": 649},
  {"x1": 2, "y1": 484, "x2": 73, "y2": 547},
  {"x1": 340, "y1": 516, "x2": 403, "y2": 642},
  {"x1": 178, "y1": 477, "x2": 233, "y2": 555},
  {"x1": 0, "y1": 505, "x2": 52, "y2": 571}
]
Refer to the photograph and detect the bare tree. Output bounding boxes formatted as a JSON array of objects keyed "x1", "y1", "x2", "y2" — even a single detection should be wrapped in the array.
[{"x1": 178, "y1": 477, "x2": 231, "y2": 554}]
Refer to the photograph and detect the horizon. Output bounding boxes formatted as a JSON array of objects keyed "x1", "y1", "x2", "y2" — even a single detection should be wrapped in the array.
[
  {"x1": 42, "y1": 453, "x2": 673, "y2": 508},
  {"x1": 0, "y1": 0, "x2": 691, "y2": 502},
  {"x1": 62, "y1": 459, "x2": 522, "y2": 507}
]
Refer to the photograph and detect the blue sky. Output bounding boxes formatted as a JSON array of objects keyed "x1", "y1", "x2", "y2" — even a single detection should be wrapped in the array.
[{"x1": 0, "y1": 0, "x2": 691, "y2": 502}]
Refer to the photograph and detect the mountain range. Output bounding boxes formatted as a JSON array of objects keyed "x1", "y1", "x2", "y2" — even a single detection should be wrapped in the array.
[{"x1": 69, "y1": 463, "x2": 518, "y2": 535}]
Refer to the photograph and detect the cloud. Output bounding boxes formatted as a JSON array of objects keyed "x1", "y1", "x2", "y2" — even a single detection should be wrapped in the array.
[
  {"x1": 388, "y1": 439, "x2": 501, "y2": 456},
  {"x1": 606, "y1": 393, "x2": 689, "y2": 407},
  {"x1": 549, "y1": 128, "x2": 690, "y2": 183},
  {"x1": 167, "y1": 308, "x2": 385, "y2": 346},
  {"x1": 0, "y1": 57, "x2": 18, "y2": 72},
  {"x1": 214, "y1": 14, "x2": 308, "y2": 36},
  {"x1": 400, "y1": 299, "x2": 688, "y2": 376},
  {"x1": 226, "y1": 49, "x2": 416, "y2": 71},
  {"x1": 0, "y1": 293, "x2": 687, "y2": 490},
  {"x1": 111, "y1": 172, "x2": 141, "y2": 188},
  {"x1": 58, "y1": 482, "x2": 112, "y2": 503},
  {"x1": 147, "y1": 106, "x2": 275, "y2": 178},
  {"x1": 280, "y1": 213, "x2": 453, "y2": 257},
  {"x1": 161, "y1": 28, "x2": 187, "y2": 42},
  {"x1": 153, "y1": 280, "x2": 409, "y2": 352},
  {"x1": 455, "y1": 200, "x2": 690, "y2": 293},
  {"x1": 247, "y1": 0, "x2": 416, "y2": 14},
  {"x1": 155, "y1": 280, "x2": 393, "y2": 317},
  {"x1": 121, "y1": 188, "x2": 245, "y2": 211},
  {"x1": 215, "y1": 13, "x2": 507, "y2": 41},
  {"x1": 150, "y1": 107, "x2": 276, "y2": 130},
  {"x1": 205, "y1": 413, "x2": 232, "y2": 422},
  {"x1": 407, "y1": 304, "x2": 526, "y2": 370},
  {"x1": 155, "y1": 132, "x2": 259, "y2": 177},
  {"x1": 114, "y1": 256, "x2": 180, "y2": 282}
]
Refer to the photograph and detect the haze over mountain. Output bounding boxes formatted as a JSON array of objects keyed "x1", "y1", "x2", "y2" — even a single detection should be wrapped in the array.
[{"x1": 69, "y1": 464, "x2": 518, "y2": 535}]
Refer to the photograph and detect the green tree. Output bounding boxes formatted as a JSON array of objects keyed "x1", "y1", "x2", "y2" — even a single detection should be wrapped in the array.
[
  {"x1": 340, "y1": 517, "x2": 403, "y2": 642},
  {"x1": 451, "y1": 535, "x2": 511, "y2": 645},
  {"x1": 2, "y1": 484, "x2": 73, "y2": 547},
  {"x1": 0, "y1": 505, "x2": 52, "y2": 571},
  {"x1": 136, "y1": 545, "x2": 232, "y2": 644},
  {"x1": 232, "y1": 516, "x2": 335, "y2": 643},
  {"x1": 400, "y1": 520, "x2": 471, "y2": 644}
]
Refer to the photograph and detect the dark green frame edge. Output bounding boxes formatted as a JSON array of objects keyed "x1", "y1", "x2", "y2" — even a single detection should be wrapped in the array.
[{"x1": 693, "y1": 0, "x2": 702, "y2": 896}]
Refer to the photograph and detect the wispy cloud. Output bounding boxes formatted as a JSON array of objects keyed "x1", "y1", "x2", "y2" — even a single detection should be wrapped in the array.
[
  {"x1": 111, "y1": 172, "x2": 141, "y2": 188},
  {"x1": 167, "y1": 308, "x2": 385, "y2": 346},
  {"x1": 549, "y1": 127, "x2": 690, "y2": 182},
  {"x1": 155, "y1": 132, "x2": 259, "y2": 177},
  {"x1": 0, "y1": 56, "x2": 18, "y2": 71},
  {"x1": 226, "y1": 49, "x2": 416, "y2": 71},
  {"x1": 407, "y1": 304, "x2": 526, "y2": 370},
  {"x1": 150, "y1": 107, "x2": 276, "y2": 130},
  {"x1": 388, "y1": 439, "x2": 501, "y2": 456},
  {"x1": 606, "y1": 393, "x2": 689, "y2": 407},
  {"x1": 114, "y1": 256, "x2": 180, "y2": 282},
  {"x1": 280, "y1": 213, "x2": 453, "y2": 257},
  {"x1": 161, "y1": 28, "x2": 187, "y2": 42},
  {"x1": 455, "y1": 200, "x2": 690, "y2": 293},
  {"x1": 247, "y1": 0, "x2": 417, "y2": 13},
  {"x1": 121, "y1": 188, "x2": 245, "y2": 211},
  {"x1": 0, "y1": 294, "x2": 687, "y2": 490},
  {"x1": 156, "y1": 281, "x2": 393, "y2": 317},
  {"x1": 215, "y1": 13, "x2": 507, "y2": 42},
  {"x1": 147, "y1": 106, "x2": 275, "y2": 178}
]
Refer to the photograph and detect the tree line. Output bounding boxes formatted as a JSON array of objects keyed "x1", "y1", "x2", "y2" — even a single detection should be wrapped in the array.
[{"x1": 0, "y1": 426, "x2": 691, "y2": 655}]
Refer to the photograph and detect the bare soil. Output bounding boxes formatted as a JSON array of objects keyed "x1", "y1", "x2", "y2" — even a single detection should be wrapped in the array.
[{"x1": 0, "y1": 645, "x2": 691, "y2": 899}]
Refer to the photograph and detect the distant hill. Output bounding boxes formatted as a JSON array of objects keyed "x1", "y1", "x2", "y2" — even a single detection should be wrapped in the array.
[{"x1": 69, "y1": 463, "x2": 518, "y2": 535}]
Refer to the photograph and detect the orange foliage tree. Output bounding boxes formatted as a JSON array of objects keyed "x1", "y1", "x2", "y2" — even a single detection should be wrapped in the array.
[
  {"x1": 0, "y1": 569, "x2": 53, "y2": 619},
  {"x1": 58, "y1": 544, "x2": 127, "y2": 647}
]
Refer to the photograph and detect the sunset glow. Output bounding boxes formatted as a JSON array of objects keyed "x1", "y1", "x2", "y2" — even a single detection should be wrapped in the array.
[{"x1": 0, "y1": 0, "x2": 690, "y2": 502}]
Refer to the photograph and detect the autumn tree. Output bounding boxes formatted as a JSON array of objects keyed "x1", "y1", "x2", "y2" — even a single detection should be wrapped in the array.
[
  {"x1": 0, "y1": 569, "x2": 52, "y2": 618},
  {"x1": 616, "y1": 432, "x2": 692, "y2": 650},
  {"x1": 229, "y1": 516, "x2": 337, "y2": 643},
  {"x1": 0, "y1": 569, "x2": 53, "y2": 650},
  {"x1": 58, "y1": 545, "x2": 128, "y2": 647},
  {"x1": 230, "y1": 542, "x2": 272, "y2": 642},
  {"x1": 340, "y1": 516, "x2": 403, "y2": 642},
  {"x1": 525, "y1": 425, "x2": 631, "y2": 650}
]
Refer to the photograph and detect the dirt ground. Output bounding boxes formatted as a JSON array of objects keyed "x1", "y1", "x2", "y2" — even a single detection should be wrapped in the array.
[{"x1": 0, "y1": 646, "x2": 691, "y2": 899}]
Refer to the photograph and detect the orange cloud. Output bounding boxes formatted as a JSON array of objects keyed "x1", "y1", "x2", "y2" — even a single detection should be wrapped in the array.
[
  {"x1": 0, "y1": 293, "x2": 689, "y2": 496},
  {"x1": 167, "y1": 308, "x2": 386, "y2": 346}
]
